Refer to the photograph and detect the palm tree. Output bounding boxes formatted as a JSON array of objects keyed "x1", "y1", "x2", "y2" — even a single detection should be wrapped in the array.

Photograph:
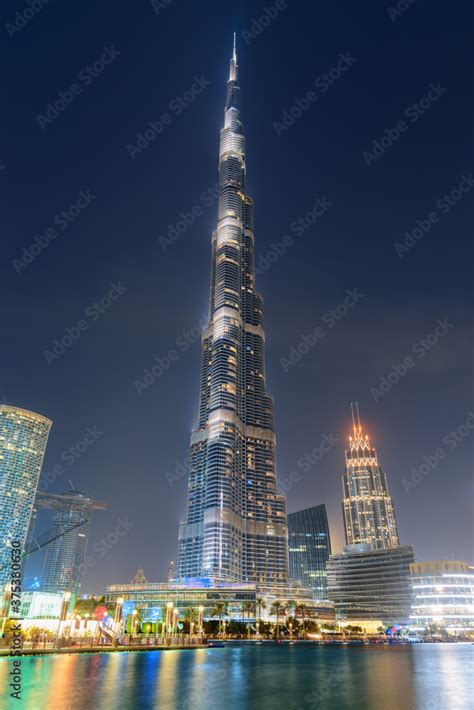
[
  {"x1": 211, "y1": 602, "x2": 229, "y2": 637},
  {"x1": 256, "y1": 597, "x2": 266, "y2": 635},
  {"x1": 295, "y1": 603, "x2": 310, "y2": 637},
  {"x1": 270, "y1": 601, "x2": 286, "y2": 639},
  {"x1": 255, "y1": 597, "x2": 267, "y2": 623},
  {"x1": 184, "y1": 607, "x2": 197, "y2": 635},
  {"x1": 241, "y1": 601, "x2": 256, "y2": 638}
]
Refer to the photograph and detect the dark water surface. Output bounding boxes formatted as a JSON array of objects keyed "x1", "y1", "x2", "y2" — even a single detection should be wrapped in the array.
[{"x1": 0, "y1": 643, "x2": 472, "y2": 709}]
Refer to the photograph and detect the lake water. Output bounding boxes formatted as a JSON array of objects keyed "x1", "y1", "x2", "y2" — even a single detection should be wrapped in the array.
[{"x1": 0, "y1": 643, "x2": 472, "y2": 709}]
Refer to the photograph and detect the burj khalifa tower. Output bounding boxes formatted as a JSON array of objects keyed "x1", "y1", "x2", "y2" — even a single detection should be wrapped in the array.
[{"x1": 177, "y1": 37, "x2": 289, "y2": 589}]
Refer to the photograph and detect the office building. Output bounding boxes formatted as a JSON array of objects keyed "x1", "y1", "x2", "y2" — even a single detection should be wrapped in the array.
[
  {"x1": 288, "y1": 505, "x2": 332, "y2": 600},
  {"x1": 410, "y1": 560, "x2": 474, "y2": 635},
  {"x1": 327, "y1": 543, "x2": 415, "y2": 624},
  {"x1": 34, "y1": 490, "x2": 106, "y2": 596},
  {"x1": 0, "y1": 405, "x2": 52, "y2": 588},
  {"x1": 342, "y1": 405, "x2": 399, "y2": 549}
]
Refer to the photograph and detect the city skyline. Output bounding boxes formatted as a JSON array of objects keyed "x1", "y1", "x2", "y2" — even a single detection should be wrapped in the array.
[{"x1": 2, "y1": 1, "x2": 472, "y2": 594}]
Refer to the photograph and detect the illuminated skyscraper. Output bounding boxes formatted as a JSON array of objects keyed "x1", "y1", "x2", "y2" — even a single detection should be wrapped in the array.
[
  {"x1": 288, "y1": 505, "x2": 332, "y2": 599},
  {"x1": 28, "y1": 490, "x2": 106, "y2": 596},
  {"x1": 0, "y1": 405, "x2": 52, "y2": 588},
  {"x1": 177, "y1": 37, "x2": 289, "y2": 587},
  {"x1": 342, "y1": 405, "x2": 399, "y2": 549}
]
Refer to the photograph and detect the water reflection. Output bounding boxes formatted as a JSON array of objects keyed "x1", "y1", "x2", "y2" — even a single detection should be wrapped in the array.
[{"x1": 0, "y1": 644, "x2": 471, "y2": 709}]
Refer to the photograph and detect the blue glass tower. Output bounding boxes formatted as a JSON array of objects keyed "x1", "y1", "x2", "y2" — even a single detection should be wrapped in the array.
[{"x1": 0, "y1": 405, "x2": 51, "y2": 589}]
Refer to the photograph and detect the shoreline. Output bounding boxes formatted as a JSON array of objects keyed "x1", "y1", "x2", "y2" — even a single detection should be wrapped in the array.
[{"x1": 0, "y1": 638, "x2": 470, "y2": 658}]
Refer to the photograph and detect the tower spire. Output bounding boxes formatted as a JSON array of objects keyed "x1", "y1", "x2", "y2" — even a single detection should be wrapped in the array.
[
  {"x1": 229, "y1": 33, "x2": 238, "y2": 81},
  {"x1": 350, "y1": 403, "x2": 356, "y2": 432}
]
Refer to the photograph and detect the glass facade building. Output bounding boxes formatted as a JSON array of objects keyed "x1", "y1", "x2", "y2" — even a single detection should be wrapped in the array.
[
  {"x1": 177, "y1": 38, "x2": 288, "y2": 587},
  {"x1": 327, "y1": 543, "x2": 415, "y2": 624},
  {"x1": 0, "y1": 405, "x2": 52, "y2": 588},
  {"x1": 288, "y1": 505, "x2": 332, "y2": 600},
  {"x1": 342, "y1": 407, "x2": 399, "y2": 549},
  {"x1": 106, "y1": 579, "x2": 334, "y2": 623},
  {"x1": 29, "y1": 490, "x2": 106, "y2": 596},
  {"x1": 410, "y1": 560, "x2": 474, "y2": 634}
]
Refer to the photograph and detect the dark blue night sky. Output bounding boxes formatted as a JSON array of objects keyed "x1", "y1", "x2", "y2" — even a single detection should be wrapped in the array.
[{"x1": 2, "y1": 0, "x2": 472, "y2": 591}]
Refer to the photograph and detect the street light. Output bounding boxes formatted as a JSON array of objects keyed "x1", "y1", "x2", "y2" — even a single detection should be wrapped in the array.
[
  {"x1": 1, "y1": 584, "x2": 12, "y2": 636},
  {"x1": 56, "y1": 590, "x2": 71, "y2": 648},
  {"x1": 114, "y1": 597, "x2": 124, "y2": 634},
  {"x1": 166, "y1": 602, "x2": 173, "y2": 637}
]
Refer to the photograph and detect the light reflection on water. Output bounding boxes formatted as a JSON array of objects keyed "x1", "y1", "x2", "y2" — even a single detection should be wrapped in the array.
[{"x1": 0, "y1": 644, "x2": 472, "y2": 710}]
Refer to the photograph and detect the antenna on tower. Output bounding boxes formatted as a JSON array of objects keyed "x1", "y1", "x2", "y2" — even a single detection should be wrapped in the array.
[
  {"x1": 233, "y1": 32, "x2": 237, "y2": 62},
  {"x1": 355, "y1": 402, "x2": 361, "y2": 429},
  {"x1": 350, "y1": 403, "x2": 356, "y2": 431}
]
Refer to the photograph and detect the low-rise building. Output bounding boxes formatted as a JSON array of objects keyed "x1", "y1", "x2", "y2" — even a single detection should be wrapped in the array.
[
  {"x1": 327, "y1": 543, "x2": 415, "y2": 624},
  {"x1": 410, "y1": 560, "x2": 474, "y2": 635},
  {"x1": 106, "y1": 573, "x2": 335, "y2": 624}
]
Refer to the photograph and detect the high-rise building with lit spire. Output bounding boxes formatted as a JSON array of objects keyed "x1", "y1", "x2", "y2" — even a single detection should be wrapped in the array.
[
  {"x1": 177, "y1": 37, "x2": 289, "y2": 587},
  {"x1": 342, "y1": 404, "x2": 399, "y2": 549}
]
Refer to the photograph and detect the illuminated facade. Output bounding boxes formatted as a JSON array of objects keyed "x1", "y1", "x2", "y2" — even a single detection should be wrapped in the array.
[
  {"x1": 106, "y1": 579, "x2": 333, "y2": 623},
  {"x1": 177, "y1": 38, "x2": 289, "y2": 587},
  {"x1": 0, "y1": 405, "x2": 52, "y2": 588},
  {"x1": 28, "y1": 490, "x2": 106, "y2": 596},
  {"x1": 342, "y1": 406, "x2": 399, "y2": 549},
  {"x1": 288, "y1": 505, "x2": 332, "y2": 600},
  {"x1": 327, "y1": 543, "x2": 415, "y2": 624},
  {"x1": 20, "y1": 591, "x2": 63, "y2": 619},
  {"x1": 410, "y1": 560, "x2": 474, "y2": 634}
]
